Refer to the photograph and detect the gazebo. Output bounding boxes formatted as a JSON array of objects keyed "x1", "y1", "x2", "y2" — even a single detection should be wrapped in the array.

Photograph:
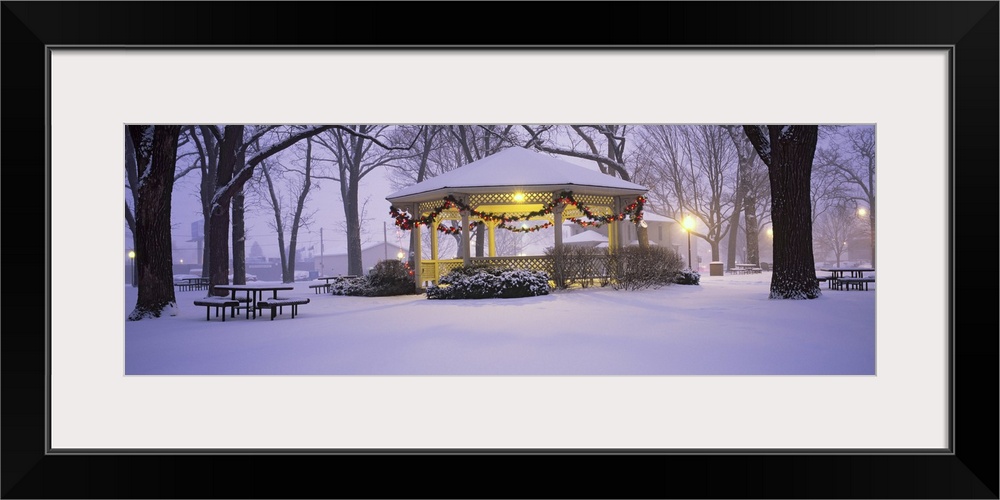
[{"x1": 385, "y1": 147, "x2": 649, "y2": 286}]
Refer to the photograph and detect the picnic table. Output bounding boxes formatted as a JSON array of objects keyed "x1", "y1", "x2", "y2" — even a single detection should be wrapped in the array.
[
  {"x1": 175, "y1": 277, "x2": 210, "y2": 291},
  {"x1": 818, "y1": 267, "x2": 875, "y2": 290},
  {"x1": 213, "y1": 284, "x2": 295, "y2": 319},
  {"x1": 730, "y1": 263, "x2": 762, "y2": 275}
]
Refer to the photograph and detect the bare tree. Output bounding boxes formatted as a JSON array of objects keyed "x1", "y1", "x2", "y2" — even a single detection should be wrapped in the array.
[
  {"x1": 813, "y1": 204, "x2": 860, "y2": 267},
  {"x1": 186, "y1": 126, "x2": 222, "y2": 275},
  {"x1": 125, "y1": 127, "x2": 196, "y2": 250},
  {"x1": 207, "y1": 125, "x2": 335, "y2": 295},
  {"x1": 639, "y1": 125, "x2": 739, "y2": 263},
  {"x1": 126, "y1": 125, "x2": 182, "y2": 320},
  {"x1": 256, "y1": 137, "x2": 317, "y2": 283},
  {"x1": 312, "y1": 125, "x2": 414, "y2": 276},
  {"x1": 743, "y1": 125, "x2": 821, "y2": 299},
  {"x1": 814, "y1": 126, "x2": 877, "y2": 266},
  {"x1": 723, "y1": 126, "x2": 769, "y2": 268}
]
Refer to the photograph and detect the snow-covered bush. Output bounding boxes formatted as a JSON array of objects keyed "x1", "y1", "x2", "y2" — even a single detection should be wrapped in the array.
[
  {"x1": 673, "y1": 269, "x2": 701, "y2": 285},
  {"x1": 426, "y1": 266, "x2": 551, "y2": 299},
  {"x1": 545, "y1": 245, "x2": 609, "y2": 289},
  {"x1": 328, "y1": 276, "x2": 368, "y2": 296},
  {"x1": 606, "y1": 245, "x2": 684, "y2": 290},
  {"x1": 364, "y1": 259, "x2": 416, "y2": 296},
  {"x1": 329, "y1": 260, "x2": 415, "y2": 297}
]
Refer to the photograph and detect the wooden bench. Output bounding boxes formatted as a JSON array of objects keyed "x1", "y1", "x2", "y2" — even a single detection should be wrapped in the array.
[
  {"x1": 309, "y1": 283, "x2": 331, "y2": 294},
  {"x1": 193, "y1": 298, "x2": 240, "y2": 321},
  {"x1": 835, "y1": 277, "x2": 875, "y2": 291},
  {"x1": 256, "y1": 297, "x2": 310, "y2": 320}
]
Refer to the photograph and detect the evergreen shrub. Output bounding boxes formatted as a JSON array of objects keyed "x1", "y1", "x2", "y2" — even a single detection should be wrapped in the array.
[
  {"x1": 426, "y1": 265, "x2": 551, "y2": 299},
  {"x1": 329, "y1": 259, "x2": 416, "y2": 297}
]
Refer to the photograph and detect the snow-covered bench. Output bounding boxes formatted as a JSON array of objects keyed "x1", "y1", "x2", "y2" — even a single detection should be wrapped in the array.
[
  {"x1": 193, "y1": 297, "x2": 240, "y2": 321},
  {"x1": 256, "y1": 297, "x2": 310, "y2": 320},
  {"x1": 835, "y1": 277, "x2": 875, "y2": 291}
]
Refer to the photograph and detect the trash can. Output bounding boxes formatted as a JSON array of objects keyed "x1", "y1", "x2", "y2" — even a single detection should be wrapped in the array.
[
  {"x1": 710, "y1": 262, "x2": 724, "y2": 276},
  {"x1": 308, "y1": 270, "x2": 319, "y2": 279}
]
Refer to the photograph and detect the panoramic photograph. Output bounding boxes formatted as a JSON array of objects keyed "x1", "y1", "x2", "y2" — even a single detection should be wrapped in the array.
[{"x1": 123, "y1": 124, "x2": 877, "y2": 375}]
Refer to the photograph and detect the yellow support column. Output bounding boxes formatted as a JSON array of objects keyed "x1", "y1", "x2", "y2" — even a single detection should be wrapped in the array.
[
  {"x1": 430, "y1": 214, "x2": 439, "y2": 282},
  {"x1": 487, "y1": 220, "x2": 498, "y2": 257},
  {"x1": 413, "y1": 219, "x2": 422, "y2": 288}
]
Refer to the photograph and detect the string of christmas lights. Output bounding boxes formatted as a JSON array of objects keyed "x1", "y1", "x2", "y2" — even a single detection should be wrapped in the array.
[
  {"x1": 389, "y1": 191, "x2": 646, "y2": 234},
  {"x1": 497, "y1": 221, "x2": 554, "y2": 233}
]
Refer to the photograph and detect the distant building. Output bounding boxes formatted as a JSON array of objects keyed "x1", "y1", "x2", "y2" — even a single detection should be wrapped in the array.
[
  {"x1": 566, "y1": 211, "x2": 684, "y2": 255},
  {"x1": 313, "y1": 241, "x2": 409, "y2": 276}
]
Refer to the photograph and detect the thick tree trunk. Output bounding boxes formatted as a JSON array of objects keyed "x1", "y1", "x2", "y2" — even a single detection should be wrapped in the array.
[
  {"x1": 231, "y1": 143, "x2": 248, "y2": 285},
  {"x1": 232, "y1": 191, "x2": 246, "y2": 285},
  {"x1": 744, "y1": 125, "x2": 821, "y2": 299},
  {"x1": 725, "y1": 184, "x2": 746, "y2": 268},
  {"x1": 744, "y1": 195, "x2": 760, "y2": 265},
  {"x1": 345, "y1": 182, "x2": 363, "y2": 276},
  {"x1": 128, "y1": 125, "x2": 181, "y2": 320},
  {"x1": 284, "y1": 137, "x2": 312, "y2": 284},
  {"x1": 475, "y1": 224, "x2": 485, "y2": 257},
  {"x1": 208, "y1": 125, "x2": 242, "y2": 296}
]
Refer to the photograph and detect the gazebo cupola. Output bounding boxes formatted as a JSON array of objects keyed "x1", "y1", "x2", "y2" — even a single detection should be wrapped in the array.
[{"x1": 386, "y1": 147, "x2": 649, "y2": 286}]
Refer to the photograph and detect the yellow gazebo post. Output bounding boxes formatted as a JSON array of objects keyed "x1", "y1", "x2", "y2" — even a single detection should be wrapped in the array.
[
  {"x1": 486, "y1": 220, "x2": 499, "y2": 257},
  {"x1": 412, "y1": 204, "x2": 422, "y2": 288}
]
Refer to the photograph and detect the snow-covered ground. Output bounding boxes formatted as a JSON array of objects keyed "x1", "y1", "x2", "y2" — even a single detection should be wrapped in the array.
[{"x1": 124, "y1": 272, "x2": 875, "y2": 375}]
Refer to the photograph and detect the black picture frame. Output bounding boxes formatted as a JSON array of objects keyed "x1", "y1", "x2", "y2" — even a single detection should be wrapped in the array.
[{"x1": 3, "y1": 2, "x2": 996, "y2": 498}]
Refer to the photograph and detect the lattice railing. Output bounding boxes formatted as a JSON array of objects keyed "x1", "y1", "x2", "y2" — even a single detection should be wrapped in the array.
[
  {"x1": 470, "y1": 255, "x2": 555, "y2": 275},
  {"x1": 420, "y1": 256, "x2": 558, "y2": 284},
  {"x1": 419, "y1": 253, "x2": 619, "y2": 288}
]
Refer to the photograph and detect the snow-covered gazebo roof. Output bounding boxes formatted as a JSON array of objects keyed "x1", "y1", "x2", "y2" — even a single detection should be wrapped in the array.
[{"x1": 386, "y1": 147, "x2": 647, "y2": 203}]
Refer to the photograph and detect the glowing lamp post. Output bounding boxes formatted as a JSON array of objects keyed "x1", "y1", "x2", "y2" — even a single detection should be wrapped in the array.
[
  {"x1": 128, "y1": 250, "x2": 136, "y2": 287},
  {"x1": 682, "y1": 216, "x2": 695, "y2": 270}
]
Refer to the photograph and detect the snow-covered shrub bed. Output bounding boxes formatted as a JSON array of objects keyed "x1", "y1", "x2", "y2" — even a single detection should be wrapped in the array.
[
  {"x1": 328, "y1": 276, "x2": 367, "y2": 296},
  {"x1": 426, "y1": 266, "x2": 551, "y2": 299},
  {"x1": 673, "y1": 269, "x2": 701, "y2": 285},
  {"x1": 606, "y1": 245, "x2": 685, "y2": 290},
  {"x1": 545, "y1": 245, "x2": 610, "y2": 289},
  {"x1": 329, "y1": 260, "x2": 416, "y2": 297}
]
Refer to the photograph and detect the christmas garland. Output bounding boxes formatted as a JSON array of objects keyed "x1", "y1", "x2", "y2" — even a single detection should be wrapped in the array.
[
  {"x1": 497, "y1": 221, "x2": 554, "y2": 233},
  {"x1": 389, "y1": 191, "x2": 646, "y2": 234}
]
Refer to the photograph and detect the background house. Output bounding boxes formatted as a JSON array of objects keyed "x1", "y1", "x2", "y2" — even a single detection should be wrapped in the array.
[
  {"x1": 313, "y1": 241, "x2": 409, "y2": 277},
  {"x1": 565, "y1": 211, "x2": 684, "y2": 255}
]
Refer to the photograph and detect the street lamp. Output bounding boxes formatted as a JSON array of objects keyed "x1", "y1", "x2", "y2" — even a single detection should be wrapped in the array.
[
  {"x1": 855, "y1": 206, "x2": 873, "y2": 266},
  {"x1": 682, "y1": 216, "x2": 695, "y2": 270},
  {"x1": 128, "y1": 250, "x2": 136, "y2": 287}
]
